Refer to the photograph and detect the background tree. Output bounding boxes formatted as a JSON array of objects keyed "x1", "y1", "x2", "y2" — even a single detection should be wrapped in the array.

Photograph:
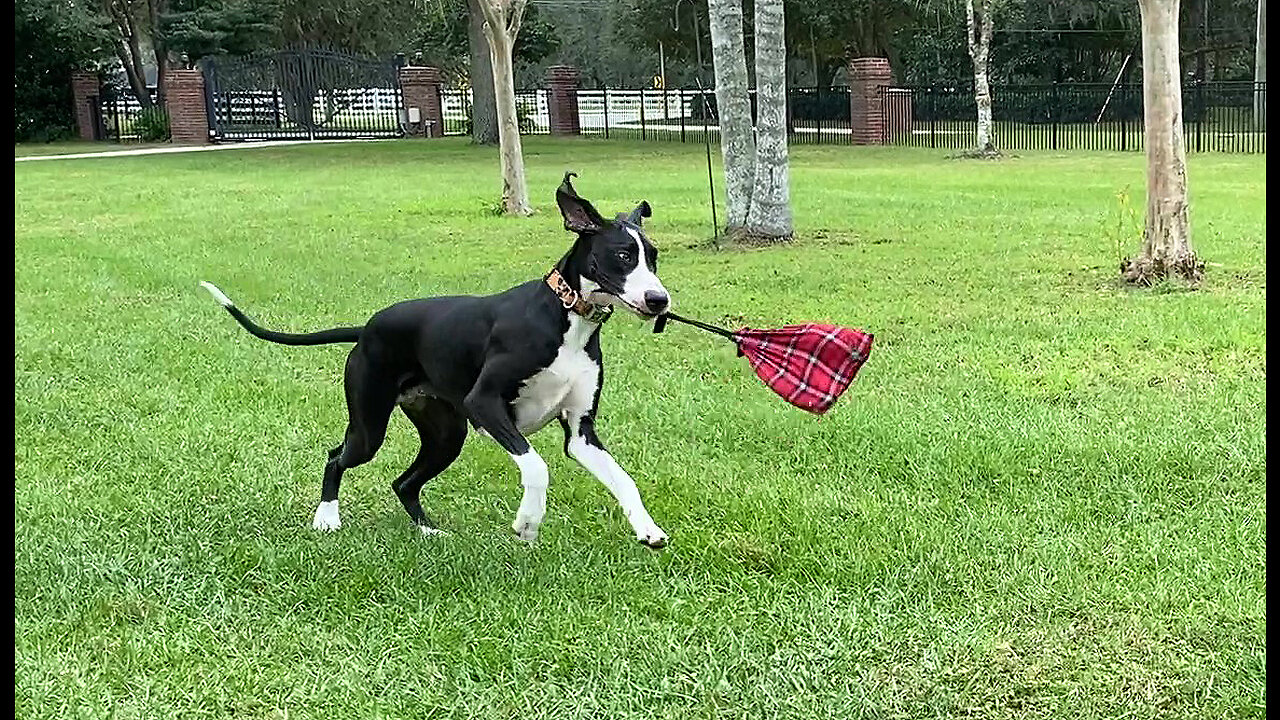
[
  {"x1": 15, "y1": 0, "x2": 111, "y2": 141},
  {"x1": 706, "y1": 0, "x2": 792, "y2": 243},
  {"x1": 401, "y1": 0, "x2": 555, "y2": 144},
  {"x1": 469, "y1": 0, "x2": 499, "y2": 143},
  {"x1": 99, "y1": 0, "x2": 158, "y2": 107},
  {"x1": 744, "y1": 0, "x2": 792, "y2": 242},
  {"x1": 965, "y1": 0, "x2": 997, "y2": 155},
  {"x1": 1256, "y1": 0, "x2": 1266, "y2": 124},
  {"x1": 1122, "y1": 0, "x2": 1203, "y2": 284},
  {"x1": 161, "y1": 0, "x2": 277, "y2": 59},
  {"x1": 477, "y1": 0, "x2": 533, "y2": 215},
  {"x1": 706, "y1": 0, "x2": 755, "y2": 231}
]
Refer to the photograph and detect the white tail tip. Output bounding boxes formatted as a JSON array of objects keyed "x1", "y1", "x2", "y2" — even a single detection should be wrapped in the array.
[{"x1": 199, "y1": 281, "x2": 234, "y2": 307}]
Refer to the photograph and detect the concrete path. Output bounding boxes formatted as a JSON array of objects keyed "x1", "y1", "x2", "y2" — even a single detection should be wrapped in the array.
[{"x1": 15, "y1": 138, "x2": 395, "y2": 163}]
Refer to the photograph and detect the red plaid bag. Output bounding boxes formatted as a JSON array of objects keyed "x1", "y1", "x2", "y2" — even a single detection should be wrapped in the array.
[{"x1": 733, "y1": 324, "x2": 874, "y2": 414}]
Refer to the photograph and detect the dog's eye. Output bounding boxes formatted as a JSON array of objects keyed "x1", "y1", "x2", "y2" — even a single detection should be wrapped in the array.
[{"x1": 616, "y1": 250, "x2": 633, "y2": 263}]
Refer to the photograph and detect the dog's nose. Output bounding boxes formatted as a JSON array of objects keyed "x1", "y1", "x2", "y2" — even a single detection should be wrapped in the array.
[{"x1": 643, "y1": 290, "x2": 669, "y2": 314}]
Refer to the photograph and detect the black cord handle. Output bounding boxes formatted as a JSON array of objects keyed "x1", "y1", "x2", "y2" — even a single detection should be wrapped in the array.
[{"x1": 652, "y1": 312, "x2": 740, "y2": 341}]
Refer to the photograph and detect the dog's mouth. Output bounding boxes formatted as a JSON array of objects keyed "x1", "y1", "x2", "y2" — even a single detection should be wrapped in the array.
[{"x1": 586, "y1": 291, "x2": 666, "y2": 319}]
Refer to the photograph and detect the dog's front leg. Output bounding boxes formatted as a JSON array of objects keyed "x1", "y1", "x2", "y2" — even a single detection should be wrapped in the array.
[
  {"x1": 465, "y1": 381, "x2": 549, "y2": 544},
  {"x1": 561, "y1": 416, "x2": 668, "y2": 548}
]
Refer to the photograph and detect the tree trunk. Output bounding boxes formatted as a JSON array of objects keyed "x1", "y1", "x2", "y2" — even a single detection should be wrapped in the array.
[
  {"x1": 148, "y1": 0, "x2": 169, "y2": 107},
  {"x1": 707, "y1": 0, "x2": 755, "y2": 231},
  {"x1": 105, "y1": 0, "x2": 152, "y2": 108},
  {"x1": 743, "y1": 0, "x2": 792, "y2": 242},
  {"x1": 1123, "y1": 0, "x2": 1202, "y2": 284},
  {"x1": 1257, "y1": 0, "x2": 1267, "y2": 126},
  {"x1": 154, "y1": 40, "x2": 169, "y2": 108},
  {"x1": 966, "y1": 0, "x2": 996, "y2": 155},
  {"x1": 480, "y1": 0, "x2": 533, "y2": 216},
  {"x1": 121, "y1": 8, "x2": 153, "y2": 108},
  {"x1": 468, "y1": 0, "x2": 499, "y2": 145}
]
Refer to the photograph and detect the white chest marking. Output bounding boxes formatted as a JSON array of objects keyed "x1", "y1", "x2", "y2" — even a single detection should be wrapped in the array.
[{"x1": 511, "y1": 316, "x2": 600, "y2": 434}]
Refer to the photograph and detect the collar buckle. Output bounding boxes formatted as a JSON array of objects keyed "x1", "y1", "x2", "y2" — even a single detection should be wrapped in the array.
[{"x1": 545, "y1": 269, "x2": 613, "y2": 324}]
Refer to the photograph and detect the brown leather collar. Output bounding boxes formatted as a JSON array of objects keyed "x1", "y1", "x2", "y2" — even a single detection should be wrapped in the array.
[{"x1": 545, "y1": 269, "x2": 613, "y2": 323}]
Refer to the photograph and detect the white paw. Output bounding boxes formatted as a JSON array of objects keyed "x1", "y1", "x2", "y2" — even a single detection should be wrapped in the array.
[
  {"x1": 634, "y1": 522, "x2": 668, "y2": 549},
  {"x1": 312, "y1": 501, "x2": 341, "y2": 531},
  {"x1": 419, "y1": 526, "x2": 449, "y2": 538},
  {"x1": 512, "y1": 514, "x2": 541, "y2": 543}
]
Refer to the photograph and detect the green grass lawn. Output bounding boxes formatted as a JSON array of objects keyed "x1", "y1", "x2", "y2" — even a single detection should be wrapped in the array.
[{"x1": 14, "y1": 138, "x2": 1265, "y2": 719}]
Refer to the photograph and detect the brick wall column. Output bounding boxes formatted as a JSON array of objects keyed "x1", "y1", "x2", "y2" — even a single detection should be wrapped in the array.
[
  {"x1": 848, "y1": 57, "x2": 893, "y2": 145},
  {"x1": 165, "y1": 69, "x2": 209, "y2": 144},
  {"x1": 546, "y1": 66, "x2": 581, "y2": 136},
  {"x1": 71, "y1": 72, "x2": 101, "y2": 140},
  {"x1": 400, "y1": 66, "x2": 444, "y2": 138}
]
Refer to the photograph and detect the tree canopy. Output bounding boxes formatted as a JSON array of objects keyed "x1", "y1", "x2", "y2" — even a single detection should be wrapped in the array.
[{"x1": 15, "y1": 0, "x2": 1265, "y2": 141}]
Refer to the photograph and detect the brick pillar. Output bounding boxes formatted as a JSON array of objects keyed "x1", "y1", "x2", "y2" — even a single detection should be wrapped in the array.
[
  {"x1": 400, "y1": 66, "x2": 444, "y2": 138},
  {"x1": 546, "y1": 66, "x2": 581, "y2": 136},
  {"x1": 848, "y1": 57, "x2": 892, "y2": 145},
  {"x1": 165, "y1": 69, "x2": 209, "y2": 144},
  {"x1": 71, "y1": 72, "x2": 101, "y2": 140}
]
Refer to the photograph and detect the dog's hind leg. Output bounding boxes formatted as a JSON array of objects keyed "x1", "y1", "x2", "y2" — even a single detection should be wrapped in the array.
[
  {"x1": 313, "y1": 347, "x2": 398, "y2": 531},
  {"x1": 393, "y1": 397, "x2": 467, "y2": 536}
]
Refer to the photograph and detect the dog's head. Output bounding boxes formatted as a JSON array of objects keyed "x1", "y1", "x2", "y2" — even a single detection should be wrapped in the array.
[{"x1": 556, "y1": 172, "x2": 670, "y2": 318}]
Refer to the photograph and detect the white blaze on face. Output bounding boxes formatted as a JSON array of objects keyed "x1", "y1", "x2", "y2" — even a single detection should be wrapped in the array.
[{"x1": 621, "y1": 227, "x2": 668, "y2": 311}]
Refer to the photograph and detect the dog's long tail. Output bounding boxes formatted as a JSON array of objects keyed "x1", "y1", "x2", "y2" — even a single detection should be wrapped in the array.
[{"x1": 199, "y1": 282, "x2": 363, "y2": 346}]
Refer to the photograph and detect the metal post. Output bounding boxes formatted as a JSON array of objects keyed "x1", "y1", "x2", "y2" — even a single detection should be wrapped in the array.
[
  {"x1": 664, "y1": 87, "x2": 670, "y2": 135},
  {"x1": 1051, "y1": 82, "x2": 1059, "y2": 150},
  {"x1": 694, "y1": 78, "x2": 719, "y2": 242},
  {"x1": 1195, "y1": 79, "x2": 1204, "y2": 152},
  {"x1": 680, "y1": 89, "x2": 686, "y2": 142},
  {"x1": 640, "y1": 87, "x2": 647, "y2": 140},
  {"x1": 930, "y1": 87, "x2": 936, "y2": 149},
  {"x1": 660, "y1": 42, "x2": 665, "y2": 87},
  {"x1": 603, "y1": 86, "x2": 609, "y2": 139},
  {"x1": 1120, "y1": 85, "x2": 1128, "y2": 151}
]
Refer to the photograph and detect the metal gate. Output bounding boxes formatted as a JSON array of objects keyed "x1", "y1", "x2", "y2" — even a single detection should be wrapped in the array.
[{"x1": 200, "y1": 50, "x2": 405, "y2": 141}]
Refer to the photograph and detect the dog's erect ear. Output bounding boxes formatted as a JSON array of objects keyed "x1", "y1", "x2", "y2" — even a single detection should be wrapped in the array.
[
  {"x1": 627, "y1": 201, "x2": 652, "y2": 226},
  {"x1": 556, "y1": 171, "x2": 606, "y2": 234}
]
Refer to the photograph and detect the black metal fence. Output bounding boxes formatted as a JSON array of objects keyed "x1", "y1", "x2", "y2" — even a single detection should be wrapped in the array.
[
  {"x1": 88, "y1": 74, "x2": 1265, "y2": 154},
  {"x1": 440, "y1": 87, "x2": 725, "y2": 143},
  {"x1": 93, "y1": 85, "x2": 170, "y2": 142},
  {"x1": 885, "y1": 81, "x2": 1265, "y2": 153},
  {"x1": 200, "y1": 51, "x2": 405, "y2": 141},
  {"x1": 438, "y1": 81, "x2": 1263, "y2": 153}
]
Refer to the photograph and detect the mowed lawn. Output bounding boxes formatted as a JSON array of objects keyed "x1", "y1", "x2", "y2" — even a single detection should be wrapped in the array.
[{"x1": 14, "y1": 139, "x2": 1265, "y2": 719}]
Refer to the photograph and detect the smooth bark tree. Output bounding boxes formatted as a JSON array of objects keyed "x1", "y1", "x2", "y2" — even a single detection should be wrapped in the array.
[
  {"x1": 1122, "y1": 0, "x2": 1203, "y2": 284},
  {"x1": 477, "y1": 0, "x2": 533, "y2": 216},
  {"x1": 965, "y1": 0, "x2": 997, "y2": 155},
  {"x1": 706, "y1": 0, "x2": 756, "y2": 231},
  {"x1": 744, "y1": 0, "x2": 792, "y2": 241},
  {"x1": 707, "y1": 0, "x2": 792, "y2": 243}
]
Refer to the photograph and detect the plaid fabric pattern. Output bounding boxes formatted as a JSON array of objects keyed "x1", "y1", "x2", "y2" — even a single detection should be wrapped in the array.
[{"x1": 733, "y1": 324, "x2": 873, "y2": 415}]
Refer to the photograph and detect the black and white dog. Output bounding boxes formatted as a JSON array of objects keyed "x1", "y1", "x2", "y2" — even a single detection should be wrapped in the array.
[{"x1": 201, "y1": 173, "x2": 671, "y2": 547}]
